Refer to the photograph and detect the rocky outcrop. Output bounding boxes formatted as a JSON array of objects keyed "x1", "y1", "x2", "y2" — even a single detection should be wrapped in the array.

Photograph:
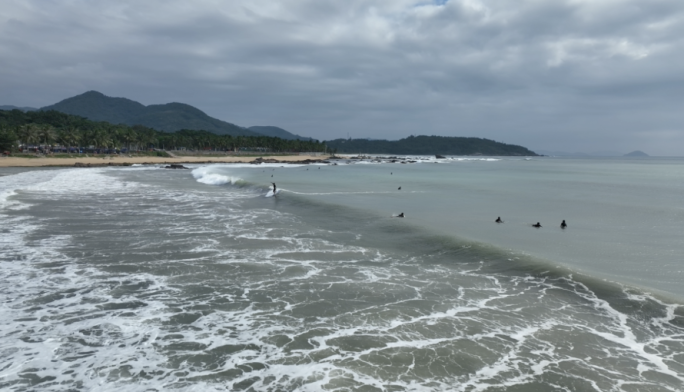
[
  {"x1": 74, "y1": 162, "x2": 132, "y2": 167},
  {"x1": 250, "y1": 157, "x2": 329, "y2": 165}
]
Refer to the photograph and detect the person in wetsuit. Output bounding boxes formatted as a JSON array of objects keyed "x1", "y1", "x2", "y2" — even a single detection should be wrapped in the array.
[
  {"x1": 560, "y1": 220, "x2": 567, "y2": 229},
  {"x1": 532, "y1": 222, "x2": 542, "y2": 228},
  {"x1": 495, "y1": 217, "x2": 503, "y2": 223}
]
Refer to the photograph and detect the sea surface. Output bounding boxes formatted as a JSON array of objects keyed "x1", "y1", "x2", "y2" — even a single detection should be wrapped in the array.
[{"x1": 1, "y1": 156, "x2": 683, "y2": 391}]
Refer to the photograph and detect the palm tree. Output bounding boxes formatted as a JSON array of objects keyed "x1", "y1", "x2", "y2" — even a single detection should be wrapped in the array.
[
  {"x1": 37, "y1": 124, "x2": 56, "y2": 149},
  {"x1": 18, "y1": 124, "x2": 38, "y2": 149},
  {"x1": 84, "y1": 127, "x2": 111, "y2": 151},
  {"x1": 117, "y1": 127, "x2": 136, "y2": 152},
  {"x1": 0, "y1": 126, "x2": 18, "y2": 152},
  {"x1": 138, "y1": 128, "x2": 157, "y2": 151},
  {"x1": 58, "y1": 126, "x2": 80, "y2": 154}
]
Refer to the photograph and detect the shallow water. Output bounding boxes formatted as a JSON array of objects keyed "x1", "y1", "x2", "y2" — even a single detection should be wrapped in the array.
[{"x1": 0, "y1": 157, "x2": 683, "y2": 391}]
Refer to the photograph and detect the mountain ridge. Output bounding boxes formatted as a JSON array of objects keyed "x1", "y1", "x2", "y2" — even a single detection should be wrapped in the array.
[
  {"x1": 7, "y1": 91, "x2": 538, "y2": 155},
  {"x1": 248, "y1": 126, "x2": 313, "y2": 141},
  {"x1": 0, "y1": 105, "x2": 38, "y2": 112},
  {"x1": 40, "y1": 91, "x2": 260, "y2": 137}
]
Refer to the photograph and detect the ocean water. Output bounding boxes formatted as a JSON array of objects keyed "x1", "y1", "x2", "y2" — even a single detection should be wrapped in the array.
[{"x1": 0, "y1": 157, "x2": 683, "y2": 391}]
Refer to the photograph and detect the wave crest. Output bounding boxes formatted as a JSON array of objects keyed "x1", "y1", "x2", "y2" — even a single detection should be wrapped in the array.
[{"x1": 192, "y1": 167, "x2": 242, "y2": 185}]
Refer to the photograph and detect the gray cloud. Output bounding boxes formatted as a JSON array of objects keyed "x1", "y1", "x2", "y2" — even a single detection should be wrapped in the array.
[{"x1": 2, "y1": 0, "x2": 684, "y2": 154}]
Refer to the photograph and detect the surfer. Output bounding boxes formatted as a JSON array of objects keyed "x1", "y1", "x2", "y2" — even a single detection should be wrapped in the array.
[
  {"x1": 271, "y1": 183, "x2": 276, "y2": 195},
  {"x1": 398, "y1": 186, "x2": 401, "y2": 190},
  {"x1": 495, "y1": 217, "x2": 503, "y2": 223},
  {"x1": 532, "y1": 222, "x2": 542, "y2": 228},
  {"x1": 560, "y1": 220, "x2": 567, "y2": 229},
  {"x1": 397, "y1": 213, "x2": 404, "y2": 218}
]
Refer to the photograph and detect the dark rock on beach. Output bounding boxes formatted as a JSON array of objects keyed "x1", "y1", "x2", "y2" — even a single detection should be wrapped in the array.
[
  {"x1": 250, "y1": 157, "x2": 328, "y2": 165},
  {"x1": 74, "y1": 162, "x2": 132, "y2": 167}
]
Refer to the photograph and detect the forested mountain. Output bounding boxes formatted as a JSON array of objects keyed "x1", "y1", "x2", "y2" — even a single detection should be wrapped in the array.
[
  {"x1": 0, "y1": 105, "x2": 37, "y2": 112},
  {"x1": 40, "y1": 91, "x2": 258, "y2": 136},
  {"x1": 0, "y1": 109, "x2": 327, "y2": 153},
  {"x1": 248, "y1": 126, "x2": 312, "y2": 141},
  {"x1": 325, "y1": 136, "x2": 538, "y2": 156},
  {"x1": 4, "y1": 92, "x2": 538, "y2": 156}
]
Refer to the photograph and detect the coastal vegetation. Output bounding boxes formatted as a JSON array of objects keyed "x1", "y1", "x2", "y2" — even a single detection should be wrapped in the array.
[
  {"x1": 325, "y1": 136, "x2": 538, "y2": 156},
  {"x1": 1, "y1": 90, "x2": 539, "y2": 157},
  {"x1": 0, "y1": 109, "x2": 328, "y2": 154},
  {"x1": 2, "y1": 91, "x2": 539, "y2": 157}
]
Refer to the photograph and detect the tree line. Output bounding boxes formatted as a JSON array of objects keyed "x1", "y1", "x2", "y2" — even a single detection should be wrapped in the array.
[
  {"x1": 0, "y1": 109, "x2": 329, "y2": 154},
  {"x1": 325, "y1": 135, "x2": 538, "y2": 156}
]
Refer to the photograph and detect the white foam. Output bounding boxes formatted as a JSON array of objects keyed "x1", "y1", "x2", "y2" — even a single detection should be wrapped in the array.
[
  {"x1": 0, "y1": 168, "x2": 144, "y2": 211},
  {"x1": 191, "y1": 166, "x2": 242, "y2": 185},
  {"x1": 0, "y1": 169, "x2": 58, "y2": 210},
  {"x1": 2, "y1": 165, "x2": 683, "y2": 391}
]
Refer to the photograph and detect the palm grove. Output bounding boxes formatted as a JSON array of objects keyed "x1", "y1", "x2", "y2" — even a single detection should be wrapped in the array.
[{"x1": 0, "y1": 110, "x2": 329, "y2": 154}]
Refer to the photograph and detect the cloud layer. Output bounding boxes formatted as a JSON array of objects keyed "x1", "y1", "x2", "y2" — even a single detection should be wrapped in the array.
[{"x1": 2, "y1": 0, "x2": 684, "y2": 154}]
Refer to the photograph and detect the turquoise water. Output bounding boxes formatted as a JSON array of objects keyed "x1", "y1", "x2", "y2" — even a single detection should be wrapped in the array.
[{"x1": 0, "y1": 157, "x2": 683, "y2": 391}]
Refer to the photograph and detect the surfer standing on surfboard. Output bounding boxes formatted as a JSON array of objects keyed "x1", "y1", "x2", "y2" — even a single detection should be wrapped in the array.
[{"x1": 271, "y1": 183, "x2": 276, "y2": 196}]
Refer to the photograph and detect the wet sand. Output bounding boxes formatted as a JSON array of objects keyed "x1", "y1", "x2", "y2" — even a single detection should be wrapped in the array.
[{"x1": 0, "y1": 154, "x2": 332, "y2": 167}]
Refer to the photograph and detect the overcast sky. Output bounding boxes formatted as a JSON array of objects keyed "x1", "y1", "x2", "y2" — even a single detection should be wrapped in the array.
[{"x1": 2, "y1": 0, "x2": 684, "y2": 155}]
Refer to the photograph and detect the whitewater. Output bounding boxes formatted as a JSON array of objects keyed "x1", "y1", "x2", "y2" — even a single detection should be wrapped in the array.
[{"x1": 0, "y1": 156, "x2": 683, "y2": 391}]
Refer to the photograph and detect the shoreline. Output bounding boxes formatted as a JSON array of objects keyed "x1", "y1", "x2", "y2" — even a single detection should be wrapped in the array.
[{"x1": 0, "y1": 154, "x2": 334, "y2": 168}]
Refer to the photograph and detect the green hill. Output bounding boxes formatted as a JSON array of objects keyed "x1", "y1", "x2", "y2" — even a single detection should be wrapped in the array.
[
  {"x1": 248, "y1": 126, "x2": 312, "y2": 140},
  {"x1": 41, "y1": 91, "x2": 258, "y2": 136},
  {"x1": 324, "y1": 135, "x2": 538, "y2": 156},
  {"x1": 0, "y1": 105, "x2": 37, "y2": 112}
]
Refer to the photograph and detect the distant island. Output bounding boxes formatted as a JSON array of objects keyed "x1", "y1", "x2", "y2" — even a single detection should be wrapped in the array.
[
  {"x1": 325, "y1": 136, "x2": 538, "y2": 156},
  {"x1": 624, "y1": 150, "x2": 649, "y2": 157}
]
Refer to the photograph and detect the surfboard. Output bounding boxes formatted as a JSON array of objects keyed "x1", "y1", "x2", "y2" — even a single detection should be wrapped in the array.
[{"x1": 266, "y1": 189, "x2": 281, "y2": 197}]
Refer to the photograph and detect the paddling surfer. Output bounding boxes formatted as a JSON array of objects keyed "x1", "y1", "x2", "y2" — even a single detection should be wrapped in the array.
[
  {"x1": 397, "y1": 213, "x2": 404, "y2": 218},
  {"x1": 532, "y1": 222, "x2": 542, "y2": 228},
  {"x1": 495, "y1": 216, "x2": 503, "y2": 223}
]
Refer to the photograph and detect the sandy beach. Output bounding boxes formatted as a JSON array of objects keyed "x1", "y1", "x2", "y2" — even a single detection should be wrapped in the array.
[{"x1": 0, "y1": 154, "x2": 333, "y2": 167}]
